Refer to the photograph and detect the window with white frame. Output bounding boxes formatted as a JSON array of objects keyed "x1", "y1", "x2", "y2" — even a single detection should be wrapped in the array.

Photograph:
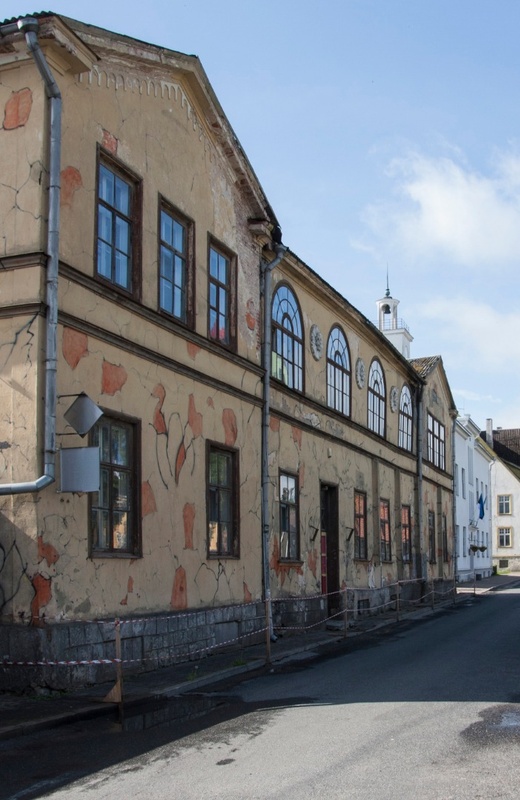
[
  {"x1": 326, "y1": 326, "x2": 351, "y2": 416},
  {"x1": 368, "y1": 359, "x2": 386, "y2": 437},
  {"x1": 499, "y1": 527, "x2": 512, "y2": 548},
  {"x1": 398, "y1": 385, "x2": 413, "y2": 451},
  {"x1": 498, "y1": 495, "x2": 512, "y2": 515}
]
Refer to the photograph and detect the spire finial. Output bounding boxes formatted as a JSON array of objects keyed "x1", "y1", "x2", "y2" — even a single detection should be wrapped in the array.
[{"x1": 385, "y1": 265, "x2": 390, "y2": 298}]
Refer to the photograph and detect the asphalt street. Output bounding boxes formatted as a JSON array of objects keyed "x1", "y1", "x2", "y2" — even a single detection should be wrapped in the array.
[{"x1": 3, "y1": 587, "x2": 520, "y2": 799}]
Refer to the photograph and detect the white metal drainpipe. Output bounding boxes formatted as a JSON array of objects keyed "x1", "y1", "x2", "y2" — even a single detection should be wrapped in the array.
[
  {"x1": 261, "y1": 243, "x2": 287, "y2": 642},
  {"x1": 0, "y1": 18, "x2": 61, "y2": 495}
]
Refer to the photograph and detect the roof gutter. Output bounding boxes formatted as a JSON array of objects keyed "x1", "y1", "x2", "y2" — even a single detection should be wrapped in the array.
[{"x1": 0, "y1": 18, "x2": 61, "y2": 494}]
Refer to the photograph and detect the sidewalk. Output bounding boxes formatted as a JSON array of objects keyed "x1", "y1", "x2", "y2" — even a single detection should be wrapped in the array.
[{"x1": 1, "y1": 572, "x2": 519, "y2": 742}]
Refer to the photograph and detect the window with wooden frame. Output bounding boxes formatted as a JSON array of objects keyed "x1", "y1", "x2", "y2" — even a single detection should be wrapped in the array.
[
  {"x1": 90, "y1": 413, "x2": 141, "y2": 557},
  {"x1": 401, "y1": 505, "x2": 411, "y2": 563},
  {"x1": 380, "y1": 499, "x2": 391, "y2": 562},
  {"x1": 398, "y1": 385, "x2": 413, "y2": 451},
  {"x1": 428, "y1": 509, "x2": 436, "y2": 563},
  {"x1": 368, "y1": 359, "x2": 386, "y2": 437},
  {"x1": 442, "y1": 513, "x2": 449, "y2": 562},
  {"x1": 427, "y1": 413, "x2": 446, "y2": 470},
  {"x1": 498, "y1": 495, "x2": 512, "y2": 515},
  {"x1": 326, "y1": 325, "x2": 351, "y2": 416},
  {"x1": 159, "y1": 199, "x2": 194, "y2": 326},
  {"x1": 96, "y1": 151, "x2": 141, "y2": 295},
  {"x1": 499, "y1": 527, "x2": 512, "y2": 548},
  {"x1": 354, "y1": 490, "x2": 367, "y2": 560},
  {"x1": 279, "y1": 472, "x2": 300, "y2": 561},
  {"x1": 208, "y1": 239, "x2": 236, "y2": 348},
  {"x1": 207, "y1": 444, "x2": 239, "y2": 558},
  {"x1": 271, "y1": 284, "x2": 304, "y2": 392}
]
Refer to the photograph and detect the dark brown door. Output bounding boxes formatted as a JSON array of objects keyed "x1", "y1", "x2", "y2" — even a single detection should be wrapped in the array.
[{"x1": 320, "y1": 484, "x2": 339, "y2": 616}]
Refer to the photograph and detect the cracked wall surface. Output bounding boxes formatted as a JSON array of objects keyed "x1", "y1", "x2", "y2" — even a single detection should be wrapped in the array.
[{"x1": 0, "y1": 16, "x2": 454, "y2": 633}]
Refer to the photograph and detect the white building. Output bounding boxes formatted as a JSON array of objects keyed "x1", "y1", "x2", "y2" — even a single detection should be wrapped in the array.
[
  {"x1": 482, "y1": 421, "x2": 520, "y2": 572},
  {"x1": 454, "y1": 415, "x2": 493, "y2": 582}
]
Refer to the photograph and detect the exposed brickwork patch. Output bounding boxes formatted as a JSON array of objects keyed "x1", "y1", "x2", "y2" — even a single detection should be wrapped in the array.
[
  {"x1": 102, "y1": 360, "x2": 127, "y2": 395},
  {"x1": 141, "y1": 481, "x2": 157, "y2": 516},
  {"x1": 222, "y1": 408, "x2": 237, "y2": 446},
  {"x1": 30, "y1": 574, "x2": 52, "y2": 622},
  {"x1": 183, "y1": 503, "x2": 195, "y2": 549},
  {"x1": 292, "y1": 426, "x2": 302, "y2": 449},
  {"x1": 101, "y1": 129, "x2": 118, "y2": 154},
  {"x1": 62, "y1": 327, "x2": 88, "y2": 370},
  {"x1": 3, "y1": 88, "x2": 32, "y2": 130},
  {"x1": 188, "y1": 394, "x2": 203, "y2": 438},
  {"x1": 270, "y1": 417, "x2": 280, "y2": 432},
  {"x1": 37, "y1": 535, "x2": 59, "y2": 567},
  {"x1": 171, "y1": 566, "x2": 187, "y2": 610},
  {"x1": 307, "y1": 547, "x2": 318, "y2": 578},
  {"x1": 243, "y1": 582, "x2": 252, "y2": 603},
  {"x1": 152, "y1": 384, "x2": 167, "y2": 434},
  {"x1": 187, "y1": 342, "x2": 200, "y2": 360},
  {"x1": 60, "y1": 166, "x2": 82, "y2": 207}
]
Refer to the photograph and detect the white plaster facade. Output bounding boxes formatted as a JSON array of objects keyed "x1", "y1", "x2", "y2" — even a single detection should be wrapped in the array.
[{"x1": 454, "y1": 415, "x2": 493, "y2": 582}]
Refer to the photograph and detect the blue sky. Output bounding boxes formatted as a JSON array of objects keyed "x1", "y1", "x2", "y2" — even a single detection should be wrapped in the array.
[{"x1": 4, "y1": 1, "x2": 520, "y2": 430}]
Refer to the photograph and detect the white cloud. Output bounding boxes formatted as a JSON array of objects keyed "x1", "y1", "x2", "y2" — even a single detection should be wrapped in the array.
[{"x1": 360, "y1": 148, "x2": 520, "y2": 269}]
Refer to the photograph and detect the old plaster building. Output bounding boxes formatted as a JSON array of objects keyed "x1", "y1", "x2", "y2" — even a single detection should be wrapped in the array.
[{"x1": 0, "y1": 14, "x2": 456, "y2": 687}]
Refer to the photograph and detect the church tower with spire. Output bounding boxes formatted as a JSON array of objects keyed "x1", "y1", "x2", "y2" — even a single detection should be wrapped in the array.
[{"x1": 376, "y1": 274, "x2": 413, "y2": 359}]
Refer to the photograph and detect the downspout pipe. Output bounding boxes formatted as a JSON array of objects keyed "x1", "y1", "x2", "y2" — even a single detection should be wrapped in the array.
[
  {"x1": 261, "y1": 243, "x2": 287, "y2": 637},
  {"x1": 415, "y1": 384, "x2": 424, "y2": 582},
  {"x1": 0, "y1": 18, "x2": 61, "y2": 494}
]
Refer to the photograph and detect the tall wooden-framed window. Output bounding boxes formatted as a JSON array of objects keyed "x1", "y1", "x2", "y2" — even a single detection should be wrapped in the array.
[
  {"x1": 498, "y1": 495, "x2": 512, "y2": 515},
  {"x1": 380, "y1": 499, "x2": 391, "y2": 562},
  {"x1": 499, "y1": 527, "x2": 512, "y2": 547},
  {"x1": 90, "y1": 413, "x2": 141, "y2": 557},
  {"x1": 326, "y1": 326, "x2": 351, "y2": 416},
  {"x1": 354, "y1": 490, "x2": 367, "y2": 560},
  {"x1": 159, "y1": 199, "x2": 194, "y2": 327},
  {"x1": 427, "y1": 413, "x2": 446, "y2": 470},
  {"x1": 442, "y1": 513, "x2": 449, "y2": 562},
  {"x1": 96, "y1": 150, "x2": 141, "y2": 296},
  {"x1": 279, "y1": 472, "x2": 299, "y2": 561},
  {"x1": 368, "y1": 359, "x2": 386, "y2": 437},
  {"x1": 271, "y1": 284, "x2": 303, "y2": 392},
  {"x1": 207, "y1": 444, "x2": 239, "y2": 558},
  {"x1": 401, "y1": 505, "x2": 411, "y2": 563},
  {"x1": 398, "y1": 385, "x2": 413, "y2": 451},
  {"x1": 208, "y1": 239, "x2": 236, "y2": 348},
  {"x1": 428, "y1": 510, "x2": 436, "y2": 563}
]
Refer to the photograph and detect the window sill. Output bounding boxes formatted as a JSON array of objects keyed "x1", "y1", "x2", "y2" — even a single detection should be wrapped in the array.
[
  {"x1": 278, "y1": 559, "x2": 303, "y2": 567},
  {"x1": 90, "y1": 551, "x2": 141, "y2": 559}
]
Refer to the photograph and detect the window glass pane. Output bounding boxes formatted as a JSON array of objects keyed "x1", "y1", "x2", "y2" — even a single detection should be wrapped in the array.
[
  {"x1": 161, "y1": 247, "x2": 174, "y2": 282},
  {"x1": 160, "y1": 278, "x2": 172, "y2": 313},
  {"x1": 161, "y1": 211, "x2": 172, "y2": 244},
  {"x1": 173, "y1": 220, "x2": 185, "y2": 252},
  {"x1": 113, "y1": 470, "x2": 130, "y2": 509},
  {"x1": 97, "y1": 241, "x2": 112, "y2": 279},
  {"x1": 115, "y1": 217, "x2": 130, "y2": 254},
  {"x1": 113, "y1": 511, "x2": 129, "y2": 550},
  {"x1": 111, "y1": 425, "x2": 129, "y2": 466},
  {"x1": 99, "y1": 165, "x2": 114, "y2": 203},
  {"x1": 209, "y1": 248, "x2": 219, "y2": 277},
  {"x1": 115, "y1": 176, "x2": 130, "y2": 215},
  {"x1": 98, "y1": 205, "x2": 113, "y2": 244},
  {"x1": 114, "y1": 251, "x2": 129, "y2": 288}
]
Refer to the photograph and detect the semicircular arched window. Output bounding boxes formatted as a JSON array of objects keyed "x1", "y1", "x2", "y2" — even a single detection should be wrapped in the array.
[
  {"x1": 368, "y1": 358, "x2": 386, "y2": 437},
  {"x1": 398, "y1": 384, "x2": 413, "y2": 451},
  {"x1": 326, "y1": 326, "x2": 351, "y2": 416},
  {"x1": 271, "y1": 284, "x2": 303, "y2": 391}
]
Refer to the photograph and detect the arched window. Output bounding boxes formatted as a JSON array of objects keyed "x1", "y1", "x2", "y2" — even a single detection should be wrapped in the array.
[
  {"x1": 271, "y1": 284, "x2": 303, "y2": 391},
  {"x1": 368, "y1": 358, "x2": 385, "y2": 436},
  {"x1": 398, "y1": 385, "x2": 413, "y2": 451},
  {"x1": 326, "y1": 326, "x2": 351, "y2": 416}
]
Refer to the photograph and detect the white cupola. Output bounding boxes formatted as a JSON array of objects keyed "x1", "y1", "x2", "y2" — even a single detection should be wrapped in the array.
[{"x1": 376, "y1": 276, "x2": 413, "y2": 359}]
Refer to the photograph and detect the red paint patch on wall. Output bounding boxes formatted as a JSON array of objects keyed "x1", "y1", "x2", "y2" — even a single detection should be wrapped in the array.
[
  {"x1": 30, "y1": 574, "x2": 52, "y2": 622},
  {"x1": 187, "y1": 342, "x2": 200, "y2": 360},
  {"x1": 245, "y1": 299, "x2": 257, "y2": 331},
  {"x1": 60, "y1": 166, "x2": 82, "y2": 207},
  {"x1": 270, "y1": 417, "x2": 280, "y2": 432},
  {"x1": 3, "y1": 88, "x2": 32, "y2": 130},
  {"x1": 270, "y1": 537, "x2": 303, "y2": 587},
  {"x1": 141, "y1": 481, "x2": 157, "y2": 516},
  {"x1": 175, "y1": 441, "x2": 186, "y2": 484},
  {"x1": 152, "y1": 384, "x2": 167, "y2": 434},
  {"x1": 292, "y1": 426, "x2": 302, "y2": 449},
  {"x1": 207, "y1": 397, "x2": 214, "y2": 408},
  {"x1": 222, "y1": 408, "x2": 237, "y2": 446},
  {"x1": 171, "y1": 566, "x2": 187, "y2": 610},
  {"x1": 188, "y1": 394, "x2": 203, "y2": 438},
  {"x1": 101, "y1": 129, "x2": 118, "y2": 154},
  {"x1": 37, "y1": 535, "x2": 59, "y2": 567},
  {"x1": 183, "y1": 503, "x2": 195, "y2": 549},
  {"x1": 102, "y1": 360, "x2": 127, "y2": 395},
  {"x1": 127, "y1": 576, "x2": 134, "y2": 593},
  {"x1": 307, "y1": 547, "x2": 318, "y2": 578},
  {"x1": 62, "y1": 327, "x2": 88, "y2": 370},
  {"x1": 243, "y1": 582, "x2": 252, "y2": 603}
]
